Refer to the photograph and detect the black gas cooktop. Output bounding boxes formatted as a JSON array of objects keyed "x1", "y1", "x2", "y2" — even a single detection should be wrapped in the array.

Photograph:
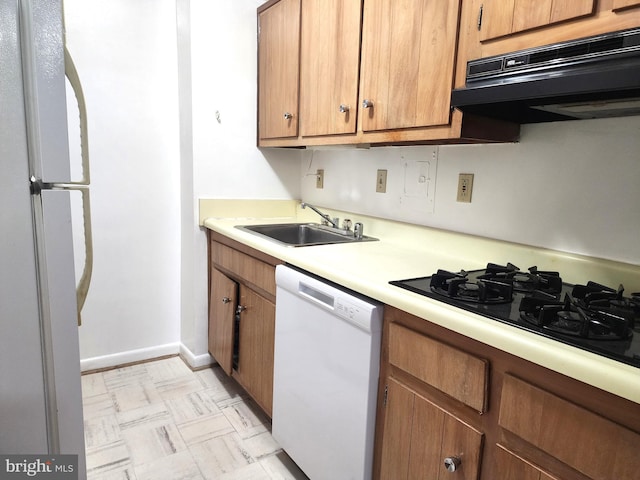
[{"x1": 390, "y1": 263, "x2": 640, "y2": 368}]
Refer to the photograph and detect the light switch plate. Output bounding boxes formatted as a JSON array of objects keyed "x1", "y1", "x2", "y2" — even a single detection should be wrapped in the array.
[
  {"x1": 376, "y1": 169, "x2": 387, "y2": 193},
  {"x1": 316, "y1": 169, "x2": 324, "y2": 189}
]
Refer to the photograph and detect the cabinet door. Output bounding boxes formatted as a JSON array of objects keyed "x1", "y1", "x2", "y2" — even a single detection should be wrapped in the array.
[
  {"x1": 299, "y1": 0, "x2": 361, "y2": 136},
  {"x1": 258, "y1": 0, "x2": 301, "y2": 140},
  {"x1": 494, "y1": 445, "x2": 559, "y2": 480},
  {"x1": 479, "y1": 0, "x2": 516, "y2": 41},
  {"x1": 480, "y1": 0, "x2": 596, "y2": 41},
  {"x1": 613, "y1": 0, "x2": 640, "y2": 10},
  {"x1": 359, "y1": 0, "x2": 460, "y2": 132},
  {"x1": 379, "y1": 377, "x2": 415, "y2": 479},
  {"x1": 380, "y1": 378, "x2": 483, "y2": 480},
  {"x1": 208, "y1": 269, "x2": 237, "y2": 375},
  {"x1": 499, "y1": 374, "x2": 640, "y2": 480},
  {"x1": 235, "y1": 286, "x2": 275, "y2": 416}
]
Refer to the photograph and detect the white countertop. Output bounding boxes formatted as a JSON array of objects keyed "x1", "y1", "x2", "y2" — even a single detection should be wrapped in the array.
[{"x1": 200, "y1": 199, "x2": 640, "y2": 404}]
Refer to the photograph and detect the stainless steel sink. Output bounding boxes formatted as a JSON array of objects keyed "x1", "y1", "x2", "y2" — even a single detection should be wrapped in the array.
[{"x1": 235, "y1": 223, "x2": 378, "y2": 247}]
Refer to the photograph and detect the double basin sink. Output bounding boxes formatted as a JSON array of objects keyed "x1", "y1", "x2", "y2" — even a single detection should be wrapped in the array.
[{"x1": 236, "y1": 223, "x2": 378, "y2": 247}]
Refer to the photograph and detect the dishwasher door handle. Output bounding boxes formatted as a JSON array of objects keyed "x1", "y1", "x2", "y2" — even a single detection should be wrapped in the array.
[{"x1": 298, "y1": 281, "x2": 335, "y2": 309}]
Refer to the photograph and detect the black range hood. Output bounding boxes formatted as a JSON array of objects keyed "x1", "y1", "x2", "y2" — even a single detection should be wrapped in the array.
[{"x1": 451, "y1": 28, "x2": 640, "y2": 124}]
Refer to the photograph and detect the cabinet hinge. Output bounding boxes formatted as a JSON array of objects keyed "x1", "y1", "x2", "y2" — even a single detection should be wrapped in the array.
[
  {"x1": 383, "y1": 385, "x2": 388, "y2": 407},
  {"x1": 477, "y1": 4, "x2": 484, "y2": 31}
]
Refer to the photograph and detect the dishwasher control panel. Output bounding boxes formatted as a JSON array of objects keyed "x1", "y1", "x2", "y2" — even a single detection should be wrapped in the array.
[{"x1": 335, "y1": 297, "x2": 378, "y2": 333}]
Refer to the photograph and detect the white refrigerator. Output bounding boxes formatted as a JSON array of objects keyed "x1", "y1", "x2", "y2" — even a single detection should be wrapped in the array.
[{"x1": 1, "y1": 0, "x2": 87, "y2": 476}]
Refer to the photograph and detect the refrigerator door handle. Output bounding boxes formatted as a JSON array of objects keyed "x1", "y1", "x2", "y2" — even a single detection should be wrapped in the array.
[
  {"x1": 64, "y1": 46, "x2": 90, "y2": 185},
  {"x1": 26, "y1": 30, "x2": 93, "y2": 326},
  {"x1": 64, "y1": 46, "x2": 93, "y2": 325},
  {"x1": 72, "y1": 186, "x2": 92, "y2": 325}
]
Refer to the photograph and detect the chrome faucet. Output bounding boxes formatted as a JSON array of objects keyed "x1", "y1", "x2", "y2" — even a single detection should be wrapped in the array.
[{"x1": 300, "y1": 202, "x2": 339, "y2": 229}]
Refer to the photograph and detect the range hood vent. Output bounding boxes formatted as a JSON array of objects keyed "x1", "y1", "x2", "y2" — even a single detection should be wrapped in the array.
[{"x1": 451, "y1": 28, "x2": 640, "y2": 123}]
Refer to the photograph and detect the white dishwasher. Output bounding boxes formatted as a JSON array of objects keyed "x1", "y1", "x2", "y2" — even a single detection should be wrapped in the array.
[{"x1": 272, "y1": 265, "x2": 383, "y2": 480}]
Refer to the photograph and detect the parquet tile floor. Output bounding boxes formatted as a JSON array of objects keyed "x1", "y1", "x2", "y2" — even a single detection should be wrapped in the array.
[{"x1": 81, "y1": 355, "x2": 308, "y2": 479}]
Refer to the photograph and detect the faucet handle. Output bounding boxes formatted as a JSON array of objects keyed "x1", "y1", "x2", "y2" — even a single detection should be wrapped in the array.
[
  {"x1": 354, "y1": 222, "x2": 364, "y2": 239},
  {"x1": 342, "y1": 219, "x2": 352, "y2": 230}
]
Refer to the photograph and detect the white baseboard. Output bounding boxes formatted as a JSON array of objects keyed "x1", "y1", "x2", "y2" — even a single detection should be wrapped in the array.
[
  {"x1": 80, "y1": 342, "x2": 215, "y2": 372},
  {"x1": 80, "y1": 342, "x2": 181, "y2": 372},
  {"x1": 179, "y1": 343, "x2": 215, "y2": 369}
]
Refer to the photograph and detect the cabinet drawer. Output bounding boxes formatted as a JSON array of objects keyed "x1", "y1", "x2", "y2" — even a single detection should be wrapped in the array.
[
  {"x1": 499, "y1": 374, "x2": 640, "y2": 480},
  {"x1": 388, "y1": 323, "x2": 488, "y2": 412},
  {"x1": 211, "y1": 241, "x2": 276, "y2": 297}
]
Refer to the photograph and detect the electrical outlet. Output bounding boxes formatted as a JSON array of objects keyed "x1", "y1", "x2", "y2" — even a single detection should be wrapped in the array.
[
  {"x1": 457, "y1": 173, "x2": 474, "y2": 202},
  {"x1": 316, "y1": 169, "x2": 324, "y2": 189},
  {"x1": 376, "y1": 169, "x2": 387, "y2": 193}
]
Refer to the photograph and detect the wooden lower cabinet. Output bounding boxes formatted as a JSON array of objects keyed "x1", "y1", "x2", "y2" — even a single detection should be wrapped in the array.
[
  {"x1": 207, "y1": 232, "x2": 281, "y2": 417},
  {"x1": 380, "y1": 377, "x2": 483, "y2": 480},
  {"x1": 208, "y1": 268, "x2": 237, "y2": 375},
  {"x1": 499, "y1": 375, "x2": 640, "y2": 480},
  {"x1": 234, "y1": 286, "x2": 275, "y2": 416},
  {"x1": 494, "y1": 445, "x2": 559, "y2": 480},
  {"x1": 614, "y1": 0, "x2": 640, "y2": 10},
  {"x1": 375, "y1": 306, "x2": 640, "y2": 480}
]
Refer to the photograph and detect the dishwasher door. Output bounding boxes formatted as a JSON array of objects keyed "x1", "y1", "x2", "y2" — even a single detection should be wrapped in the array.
[{"x1": 272, "y1": 265, "x2": 383, "y2": 480}]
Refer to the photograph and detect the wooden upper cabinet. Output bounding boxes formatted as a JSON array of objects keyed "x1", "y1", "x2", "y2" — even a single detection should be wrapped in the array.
[
  {"x1": 257, "y1": 0, "x2": 301, "y2": 140},
  {"x1": 299, "y1": 0, "x2": 361, "y2": 137},
  {"x1": 359, "y1": 0, "x2": 461, "y2": 131},
  {"x1": 549, "y1": 0, "x2": 597, "y2": 24},
  {"x1": 479, "y1": 0, "x2": 516, "y2": 41},
  {"x1": 257, "y1": 0, "x2": 520, "y2": 147},
  {"x1": 480, "y1": 0, "x2": 596, "y2": 42},
  {"x1": 462, "y1": 0, "x2": 640, "y2": 70}
]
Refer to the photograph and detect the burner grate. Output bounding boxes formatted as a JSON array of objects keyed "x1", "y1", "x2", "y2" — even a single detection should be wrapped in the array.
[{"x1": 430, "y1": 269, "x2": 513, "y2": 304}]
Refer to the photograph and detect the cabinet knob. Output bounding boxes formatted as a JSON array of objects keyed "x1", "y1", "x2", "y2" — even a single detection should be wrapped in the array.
[
  {"x1": 236, "y1": 305, "x2": 246, "y2": 315},
  {"x1": 362, "y1": 99, "x2": 374, "y2": 109},
  {"x1": 444, "y1": 457, "x2": 461, "y2": 473},
  {"x1": 283, "y1": 112, "x2": 293, "y2": 120},
  {"x1": 339, "y1": 104, "x2": 350, "y2": 113},
  {"x1": 222, "y1": 297, "x2": 231, "y2": 304}
]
